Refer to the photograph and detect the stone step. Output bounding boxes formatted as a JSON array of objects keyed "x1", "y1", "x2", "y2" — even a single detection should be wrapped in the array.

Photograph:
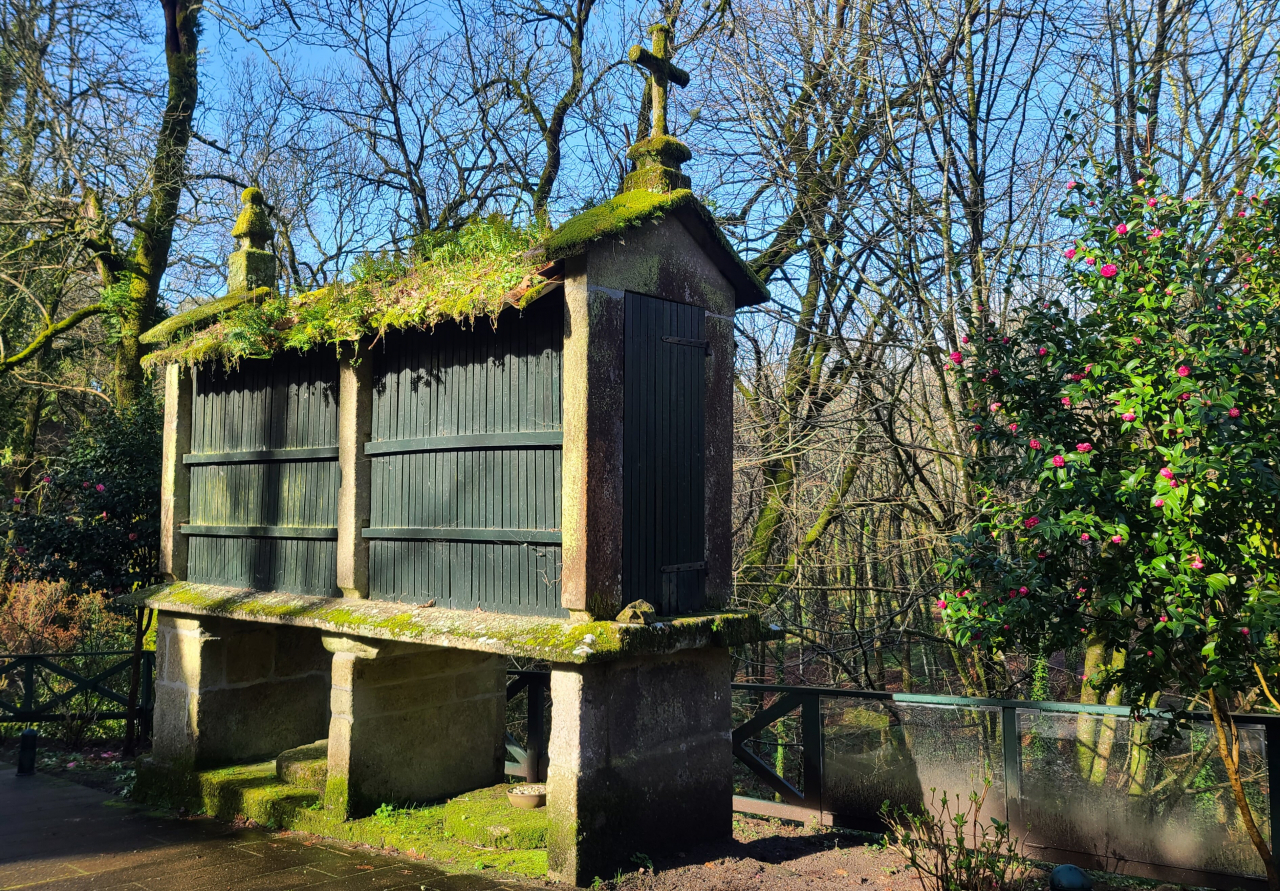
[
  {"x1": 442, "y1": 784, "x2": 548, "y2": 851},
  {"x1": 276, "y1": 739, "x2": 329, "y2": 793}
]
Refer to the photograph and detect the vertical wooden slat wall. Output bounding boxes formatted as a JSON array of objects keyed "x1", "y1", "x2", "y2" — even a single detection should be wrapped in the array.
[
  {"x1": 365, "y1": 295, "x2": 565, "y2": 616},
  {"x1": 186, "y1": 354, "x2": 341, "y2": 596},
  {"x1": 622, "y1": 292, "x2": 706, "y2": 614}
]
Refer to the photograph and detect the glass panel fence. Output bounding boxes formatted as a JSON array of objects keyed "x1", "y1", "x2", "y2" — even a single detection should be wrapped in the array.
[
  {"x1": 1017, "y1": 708, "x2": 1268, "y2": 880},
  {"x1": 821, "y1": 698, "x2": 1006, "y2": 831}
]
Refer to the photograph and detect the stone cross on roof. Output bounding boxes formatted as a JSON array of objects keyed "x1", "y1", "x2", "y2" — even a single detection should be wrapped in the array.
[{"x1": 628, "y1": 23, "x2": 690, "y2": 139}]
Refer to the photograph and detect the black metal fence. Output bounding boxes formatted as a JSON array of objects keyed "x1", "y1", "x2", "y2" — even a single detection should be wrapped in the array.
[{"x1": 0, "y1": 650, "x2": 154, "y2": 731}]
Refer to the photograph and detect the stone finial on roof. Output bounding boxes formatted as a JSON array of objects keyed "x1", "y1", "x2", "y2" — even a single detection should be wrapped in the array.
[
  {"x1": 624, "y1": 23, "x2": 693, "y2": 194},
  {"x1": 227, "y1": 187, "x2": 277, "y2": 294}
]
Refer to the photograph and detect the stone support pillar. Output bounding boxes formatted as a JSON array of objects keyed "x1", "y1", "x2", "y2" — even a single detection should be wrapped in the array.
[
  {"x1": 546, "y1": 647, "x2": 733, "y2": 884},
  {"x1": 321, "y1": 636, "x2": 506, "y2": 818},
  {"x1": 336, "y1": 344, "x2": 373, "y2": 598},
  {"x1": 560, "y1": 265, "x2": 626, "y2": 621},
  {"x1": 160, "y1": 364, "x2": 193, "y2": 581},
  {"x1": 151, "y1": 614, "x2": 330, "y2": 767}
]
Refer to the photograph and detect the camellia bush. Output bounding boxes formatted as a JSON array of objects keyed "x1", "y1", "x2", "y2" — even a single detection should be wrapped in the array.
[{"x1": 943, "y1": 140, "x2": 1280, "y2": 885}]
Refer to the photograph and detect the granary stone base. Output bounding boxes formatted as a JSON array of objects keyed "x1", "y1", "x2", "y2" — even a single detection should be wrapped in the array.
[
  {"x1": 321, "y1": 635, "x2": 506, "y2": 818},
  {"x1": 151, "y1": 613, "x2": 331, "y2": 768},
  {"x1": 546, "y1": 646, "x2": 732, "y2": 885}
]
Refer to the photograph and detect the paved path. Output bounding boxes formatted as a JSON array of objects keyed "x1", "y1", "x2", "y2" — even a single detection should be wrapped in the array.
[{"x1": 0, "y1": 766, "x2": 529, "y2": 891}]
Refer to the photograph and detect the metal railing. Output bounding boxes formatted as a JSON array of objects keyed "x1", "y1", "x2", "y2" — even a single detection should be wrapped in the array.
[{"x1": 0, "y1": 650, "x2": 154, "y2": 730}]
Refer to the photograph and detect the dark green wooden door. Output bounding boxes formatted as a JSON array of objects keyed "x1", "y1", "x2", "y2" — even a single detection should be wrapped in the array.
[
  {"x1": 185, "y1": 355, "x2": 340, "y2": 596},
  {"x1": 623, "y1": 292, "x2": 706, "y2": 614},
  {"x1": 365, "y1": 294, "x2": 564, "y2": 615}
]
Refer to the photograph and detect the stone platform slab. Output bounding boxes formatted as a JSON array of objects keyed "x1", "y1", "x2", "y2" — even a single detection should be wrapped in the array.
[{"x1": 135, "y1": 582, "x2": 777, "y2": 663}]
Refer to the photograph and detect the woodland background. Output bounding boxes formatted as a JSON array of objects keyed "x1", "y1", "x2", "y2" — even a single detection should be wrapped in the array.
[{"x1": 1, "y1": 0, "x2": 1278, "y2": 712}]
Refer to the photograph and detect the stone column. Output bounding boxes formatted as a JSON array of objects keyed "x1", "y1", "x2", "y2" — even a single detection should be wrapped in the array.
[
  {"x1": 160, "y1": 364, "x2": 193, "y2": 581},
  {"x1": 322, "y1": 636, "x2": 506, "y2": 818},
  {"x1": 151, "y1": 614, "x2": 330, "y2": 767},
  {"x1": 336, "y1": 344, "x2": 373, "y2": 599},
  {"x1": 546, "y1": 647, "x2": 733, "y2": 885},
  {"x1": 560, "y1": 264, "x2": 626, "y2": 621}
]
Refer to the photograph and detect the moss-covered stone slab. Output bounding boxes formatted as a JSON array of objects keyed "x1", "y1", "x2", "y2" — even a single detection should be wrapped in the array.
[
  {"x1": 443, "y1": 784, "x2": 547, "y2": 851},
  {"x1": 132, "y1": 757, "x2": 547, "y2": 878},
  {"x1": 277, "y1": 740, "x2": 328, "y2": 793},
  {"x1": 136, "y1": 582, "x2": 778, "y2": 663}
]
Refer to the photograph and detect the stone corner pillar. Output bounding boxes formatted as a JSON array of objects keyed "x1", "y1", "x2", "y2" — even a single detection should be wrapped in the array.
[
  {"x1": 560, "y1": 265, "x2": 626, "y2": 621},
  {"x1": 321, "y1": 635, "x2": 506, "y2": 819},
  {"x1": 151, "y1": 613, "x2": 330, "y2": 768},
  {"x1": 336, "y1": 345, "x2": 373, "y2": 599},
  {"x1": 160, "y1": 364, "x2": 193, "y2": 582},
  {"x1": 546, "y1": 646, "x2": 733, "y2": 885}
]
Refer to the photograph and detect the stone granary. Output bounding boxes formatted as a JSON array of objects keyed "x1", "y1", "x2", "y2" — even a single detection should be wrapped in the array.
[{"x1": 136, "y1": 26, "x2": 771, "y2": 886}]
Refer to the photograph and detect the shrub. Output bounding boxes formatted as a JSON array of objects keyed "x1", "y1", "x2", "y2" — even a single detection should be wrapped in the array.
[
  {"x1": 5, "y1": 399, "x2": 161, "y2": 596},
  {"x1": 881, "y1": 783, "x2": 1029, "y2": 891},
  {"x1": 0, "y1": 581, "x2": 132, "y2": 653}
]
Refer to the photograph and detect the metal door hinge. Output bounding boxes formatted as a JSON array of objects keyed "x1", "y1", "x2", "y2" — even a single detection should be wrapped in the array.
[
  {"x1": 660, "y1": 561, "x2": 707, "y2": 573},
  {"x1": 661, "y1": 335, "x2": 710, "y2": 353}
]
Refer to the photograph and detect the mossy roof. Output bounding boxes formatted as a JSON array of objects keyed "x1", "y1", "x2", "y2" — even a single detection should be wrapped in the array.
[
  {"x1": 535, "y1": 189, "x2": 769, "y2": 308},
  {"x1": 141, "y1": 191, "x2": 767, "y2": 366}
]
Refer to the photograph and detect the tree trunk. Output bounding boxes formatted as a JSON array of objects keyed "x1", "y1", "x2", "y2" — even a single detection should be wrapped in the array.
[
  {"x1": 1076, "y1": 635, "x2": 1108, "y2": 777},
  {"x1": 1209, "y1": 688, "x2": 1279, "y2": 890},
  {"x1": 112, "y1": 0, "x2": 200, "y2": 404},
  {"x1": 1089, "y1": 649, "x2": 1126, "y2": 786}
]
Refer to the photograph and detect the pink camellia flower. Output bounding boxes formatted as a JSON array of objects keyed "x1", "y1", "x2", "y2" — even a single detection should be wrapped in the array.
[
  {"x1": 989, "y1": 402, "x2": 1002, "y2": 412},
  {"x1": 1122, "y1": 412, "x2": 1136, "y2": 421},
  {"x1": 1190, "y1": 557, "x2": 1204, "y2": 570},
  {"x1": 1067, "y1": 180, "x2": 1077, "y2": 188},
  {"x1": 950, "y1": 351, "x2": 963, "y2": 364},
  {"x1": 1009, "y1": 423, "x2": 1018, "y2": 433},
  {"x1": 1077, "y1": 443, "x2": 1092, "y2": 453},
  {"x1": 1243, "y1": 628, "x2": 1251, "y2": 635},
  {"x1": 1111, "y1": 535, "x2": 1123, "y2": 544},
  {"x1": 95, "y1": 483, "x2": 105, "y2": 492},
  {"x1": 937, "y1": 599, "x2": 946, "y2": 609},
  {"x1": 42, "y1": 476, "x2": 51, "y2": 484},
  {"x1": 128, "y1": 532, "x2": 138, "y2": 541},
  {"x1": 1024, "y1": 516, "x2": 1040, "y2": 529},
  {"x1": 1038, "y1": 347, "x2": 1048, "y2": 356},
  {"x1": 1100, "y1": 264, "x2": 1118, "y2": 278},
  {"x1": 1148, "y1": 229, "x2": 1163, "y2": 239},
  {"x1": 1133, "y1": 336, "x2": 1142, "y2": 344},
  {"x1": 1052, "y1": 455, "x2": 1066, "y2": 468},
  {"x1": 82, "y1": 481, "x2": 90, "y2": 488},
  {"x1": 1160, "y1": 467, "x2": 1174, "y2": 479},
  {"x1": 1029, "y1": 439, "x2": 1042, "y2": 450},
  {"x1": 1064, "y1": 247, "x2": 1077, "y2": 259},
  {"x1": 12, "y1": 497, "x2": 21, "y2": 504},
  {"x1": 961, "y1": 335, "x2": 969, "y2": 344},
  {"x1": 15, "y1": 546, "x2": 27, "y2": 555},
  {"x1": 1154, "y1": 498, "x2": 1165, "y2": 508},
  {"x1": 1070, "y1": 373, "x2": 1084, "y2": 381},
  {"x1": 1170, "y1": 479, "x2": 1180, "y2": 488},
  {"x1": 1160, "y1": 615, "x2": 1167, "y2": 622},
  {"x1": 1061, "y1": 397, "x2": 1072, "y2": 407},
  {"x1": 1085, "y1": 256, "x2": 1096, "y2": 266},
  {"x1": 1080, "y1": 533, "x2": 1091, "y2": 542},
  {"x1": 1116, "y1": 224, "x2": 1128, "y2": 235},
  {"x1": 1178, "y1": 392, "x2": 1191, "y2": 402},
  {"x1": 1229, "y1": 407, "x2": 1241, "y2": 418},
  {"x1": 1147, "y1": 198, "x2": 1157, "y2": 207},
  {"x1": 1019, "y1": 586, "x2": 1028, "y2": 595},
  {"x1": 1176, "y1": 365, "x2": 1190, "y2": 377}
]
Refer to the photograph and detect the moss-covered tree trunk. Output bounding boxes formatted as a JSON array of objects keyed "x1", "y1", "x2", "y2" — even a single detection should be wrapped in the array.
[
  {"x1": 1076, "y1": 635, "x2": 1107, "y2": 777},
  {"x1": 110, "y1": 0, "x2": 200, "y2": 404}
]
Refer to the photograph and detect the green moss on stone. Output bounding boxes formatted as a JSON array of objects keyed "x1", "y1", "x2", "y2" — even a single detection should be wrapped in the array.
[
  {"x1": 134, "y1": 759, "x2": 547, "y2": 879},
  {"x1": 138, "y1": 289, "x2": 267, "y2": 345},
  {"x1": 277, "y1": 741, "x2": 328, "y2": 793},
  {"x1": 442, "y1": 785, "x2": 548, "y2": 850}
]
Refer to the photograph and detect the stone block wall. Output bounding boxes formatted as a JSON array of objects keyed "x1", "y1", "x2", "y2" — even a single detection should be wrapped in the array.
[
  {"x1": 324, "y1": 641, "x2": 506, "y2": 817},
  {"x1": 153, "y1": 613, "x2": 331, "y2": 767},
  {"x1": 547, "y1": 646, "x2": 733, "y2": 884}
]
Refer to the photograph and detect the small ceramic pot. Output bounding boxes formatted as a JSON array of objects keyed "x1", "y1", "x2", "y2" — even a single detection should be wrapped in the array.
[{"x1": 507, "y1": 783, "x2": 547, "y2": 809}]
